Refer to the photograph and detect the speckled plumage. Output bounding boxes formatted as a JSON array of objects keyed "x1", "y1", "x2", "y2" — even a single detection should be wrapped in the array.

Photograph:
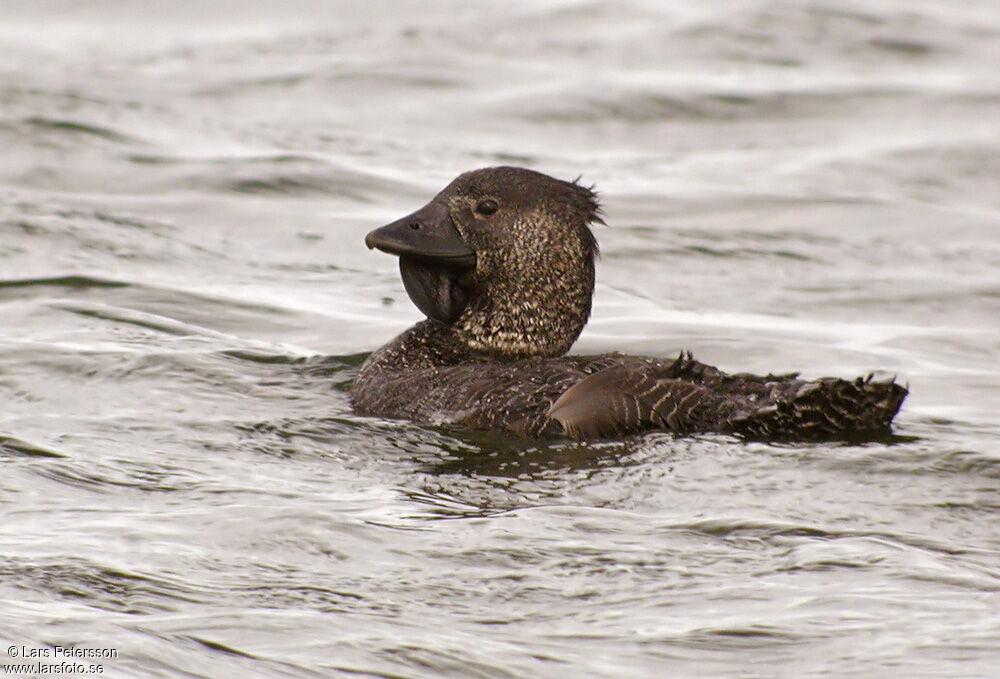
[{"x1": 351, "y1": 167, "x2": 907, "y2": 441}]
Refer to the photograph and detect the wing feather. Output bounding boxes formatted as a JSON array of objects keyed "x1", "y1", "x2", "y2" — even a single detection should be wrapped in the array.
[{"x1": 547, "y1": 363, "x2": 709, "y2": 439}]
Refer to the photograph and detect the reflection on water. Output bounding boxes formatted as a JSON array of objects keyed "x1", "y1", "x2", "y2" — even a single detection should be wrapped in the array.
[{"x1": 2, "y1": 1, "x2": 1000, "y2": 677}]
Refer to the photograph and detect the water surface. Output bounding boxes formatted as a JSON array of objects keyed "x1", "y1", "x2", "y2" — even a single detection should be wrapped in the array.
[{"x1": 2, "y1": 1, "x2": 1000, "y2": 677}]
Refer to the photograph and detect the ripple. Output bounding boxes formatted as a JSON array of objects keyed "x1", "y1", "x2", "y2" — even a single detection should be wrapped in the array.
[
  {"x1": 0, "y1": 557, "x2": 205, "y2": 613},
  {"x1": 0, "y1": 434, "x2": 66, "y2": 459},
  {"x1": 21, "y1": 117, "x2": 143, "y2": 145},
  {"x1": 0, "y1": 275, "x2": 131, "y2": 299}
]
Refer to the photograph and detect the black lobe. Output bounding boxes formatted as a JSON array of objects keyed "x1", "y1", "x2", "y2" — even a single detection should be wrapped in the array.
[
  {"x1": 365, "y1": 198, "x2": 477, "y2": 323},
  {"x1": 399, "y1": 257, "x2": 470, "y2": 324}
]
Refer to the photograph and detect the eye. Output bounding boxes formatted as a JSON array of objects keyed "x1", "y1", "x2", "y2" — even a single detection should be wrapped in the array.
[{"x1": 475, "y1": 199, "x2": 499, "y2": 216}]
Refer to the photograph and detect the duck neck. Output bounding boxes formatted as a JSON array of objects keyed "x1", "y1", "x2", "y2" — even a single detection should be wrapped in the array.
[{"x1": 453, "y1": 256, "x2": 594, "y2": 359}]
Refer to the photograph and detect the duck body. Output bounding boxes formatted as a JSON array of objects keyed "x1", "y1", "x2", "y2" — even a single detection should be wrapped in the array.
[
  {"x1": 353, "y1": 320, "x2": 906, "y2": 440},
  {"x1": 351, "y1": 167, "x2": 907, "y2": 441}
]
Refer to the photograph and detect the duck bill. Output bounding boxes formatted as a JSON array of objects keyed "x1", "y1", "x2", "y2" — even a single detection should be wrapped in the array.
[
  {"x1": 364, "y1": 200, "x2": 476, "y2": 266},
  {"x1": 365, "y1": 200, "x2": 477, "y2": 324}
]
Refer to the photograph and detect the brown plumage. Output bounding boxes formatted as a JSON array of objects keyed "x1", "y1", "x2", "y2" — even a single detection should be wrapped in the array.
[{"x1": 351, "y1": 166, "x2": 907, "y2": 441}]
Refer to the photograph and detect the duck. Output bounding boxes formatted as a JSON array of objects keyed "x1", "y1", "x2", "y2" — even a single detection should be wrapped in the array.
[{"x1": 351, "y1": 166, "x2": 907, "y2": 440}]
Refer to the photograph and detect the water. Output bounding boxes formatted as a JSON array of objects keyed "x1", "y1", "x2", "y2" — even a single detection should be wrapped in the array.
[{"x1": 2, "y1": 1, "x2": 1000, "y2": 677}]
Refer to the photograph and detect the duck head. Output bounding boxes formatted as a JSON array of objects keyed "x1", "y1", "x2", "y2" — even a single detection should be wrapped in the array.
[{"x1": 365, "y1": 166, "x2": 602, "y2": 358}]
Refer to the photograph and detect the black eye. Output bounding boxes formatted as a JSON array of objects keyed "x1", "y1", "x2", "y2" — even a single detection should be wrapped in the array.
[{"x1": 475, "y1": 199, "x2": 499, "y2": 216}]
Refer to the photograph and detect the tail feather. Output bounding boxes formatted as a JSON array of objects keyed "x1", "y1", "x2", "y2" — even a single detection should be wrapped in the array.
[{"x1": 731, "y1": 374, "x2": 908, "y2": 441}]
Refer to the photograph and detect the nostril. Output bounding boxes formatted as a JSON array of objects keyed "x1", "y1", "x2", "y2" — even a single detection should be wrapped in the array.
[{"x1": 409, "y1": 222, "x2": 420, "y2": 230}]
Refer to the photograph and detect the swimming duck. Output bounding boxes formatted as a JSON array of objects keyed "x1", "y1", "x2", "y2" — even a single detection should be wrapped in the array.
[{"x1": 351, "y1": 166, "x2": 907, "y2": 440}]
